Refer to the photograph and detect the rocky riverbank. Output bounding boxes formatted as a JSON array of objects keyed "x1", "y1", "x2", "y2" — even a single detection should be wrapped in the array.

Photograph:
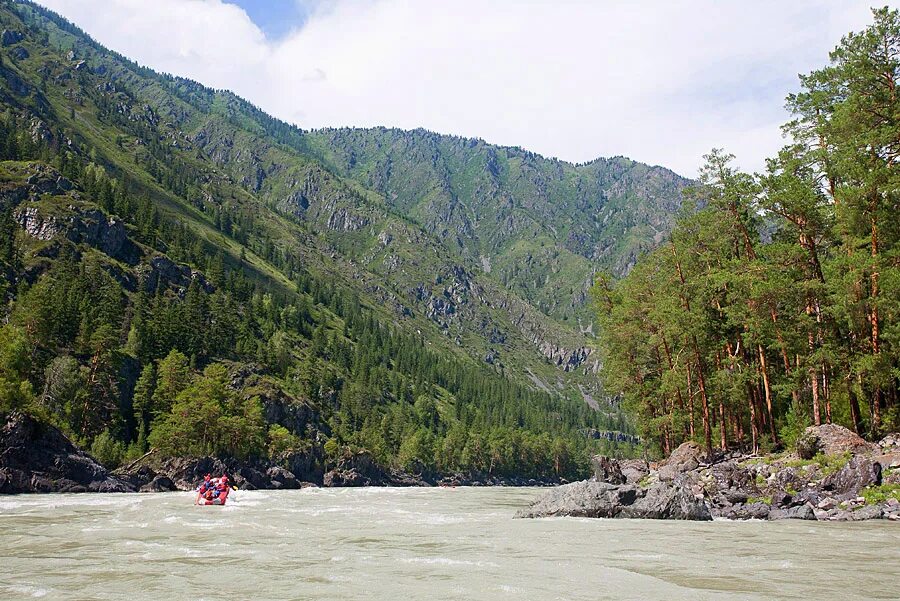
[
  {"x1": 517, "y1": 424, "x2": 900, "y2": 521},
  {"x1": 0, "y1": 412, "x2": 562, "y2": 494}
]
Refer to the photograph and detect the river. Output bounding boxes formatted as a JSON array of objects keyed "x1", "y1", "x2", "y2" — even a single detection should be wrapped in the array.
[{"x1": 0, "y1": 487, "x2": 897, "y2": 600}]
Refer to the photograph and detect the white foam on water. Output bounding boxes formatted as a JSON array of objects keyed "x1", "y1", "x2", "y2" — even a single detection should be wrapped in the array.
[
  {"x1": 399, "y1": 557, "x2": 500, "y2": 568},
  {"x1": 6, "y1": 584, "x2": 50, "y2": 598}
]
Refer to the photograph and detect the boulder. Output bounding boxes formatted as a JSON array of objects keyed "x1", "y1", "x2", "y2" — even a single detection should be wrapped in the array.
[
  {"x1": 713, "y1": 502, "x2": 770, "y2": 520},
  {"x1": 140, "y1": 475, "x2": 177, "y2": 493},
  {"x1": 878, "y1": 433, "x2": 900, "y2": 452},
  {"x1": 266, "y1": 466, "x2": 300, "y2": 489},
  {"x1": 768, "y1": 503, "x2": 816, "y2": 520},
  {"x1": 590, "y1": 455, "x2": 625, "y2": 484},
  {"x1": 618, "y1": 477, "x2": 711, "y2": 520},
  {"x1": 657, "y1": 441, "x2": 703, "y2": 481},
  {"x1": 619, "y1": 459, "x2": 650, "y2": 485},
  {"x1": 801, "y1": 424, "x2": 876, "y2": 457},
  {"x1": 323, "y1": 468, "x2": 370, "y2": 487},
  {"x1": 821, "y1": 456, "x2": 881, "y2": 499},
  {"x1": 515, "y1": 481, "x2": 639, "y2": 518},
  {"x1": 841, "y1": 505, "x2": 884, "y2": 521},
  {"x1": 115, "y1": 465, "x2": 157, "y2": 490},
  {"x1": 770, "y1": 490, "x2": 794, "y2": 508}
]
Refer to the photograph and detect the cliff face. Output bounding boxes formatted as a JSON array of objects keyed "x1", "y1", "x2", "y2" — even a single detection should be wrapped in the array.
[{"x1": 0, "y1": 412, "x2": 130, "y2": 493}]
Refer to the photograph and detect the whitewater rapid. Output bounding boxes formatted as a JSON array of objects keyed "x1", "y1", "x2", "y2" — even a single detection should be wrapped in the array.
[{"x1": 1, "y1": 487, "x2": 897, "y2": 600}]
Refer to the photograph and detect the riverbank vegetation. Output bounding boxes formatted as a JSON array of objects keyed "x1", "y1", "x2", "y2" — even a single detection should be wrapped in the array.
[{"x1": 595, "y1": 8, "x2": 900, "y2": 456}]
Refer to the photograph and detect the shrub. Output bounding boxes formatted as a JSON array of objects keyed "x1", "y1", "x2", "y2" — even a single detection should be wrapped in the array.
[{"x1": 90, "y1": 430, "x2": 125, "y2": 468}]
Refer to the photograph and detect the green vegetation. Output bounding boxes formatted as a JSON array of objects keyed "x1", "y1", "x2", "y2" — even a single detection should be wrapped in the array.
[
  {"x1": 860, "y1": 484, "x2": 900, "y2": 506},
  {"x1": 0, "y1": 0, "x2": 644, "y2": 478},
  {"x1": 780, "y1": 453, "x2": 851, "y2": 477},
  {"x1": 595, "y1": 8, "x2": 900, "y2": 456},
  {"x1": 747, "y1": 495, "x2": 773, "y2": 506}
]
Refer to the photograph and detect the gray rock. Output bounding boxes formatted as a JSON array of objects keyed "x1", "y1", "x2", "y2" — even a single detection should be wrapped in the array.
[
  {"x1": 713, "y1": 502, "x2": 771, "y2": 520},
  {"x1": 515, "y1": 481, "x2": 640, "y2": 518},
  {"x1": 619, "y1": 459, "x2": 650, "y2": 485},
  {"x1": 1, "y1": 30, "x2": 24, "y2": 46},
  {"x1": 820, "y1": 502, "x2": 888, "y2": 521},
  {"x1": 822, "y1": 456, "x2": 881, "y2": 499},
  {"x1": 266, "y1": 466, "x2": 300, "y2": 489},
  {"x1": 590, "y1": 455, "x2": 626, "y2": 485},
  {"x1": 140, "y1": 475, "x2": 177, "y2": 493},
  {"x1": 771, "y1": 490, "x2": 793, "y2": 508},
  {"x1": 619, "y1": 478, "x2": 711, "y2": 520},
  {"x1": 801, "y1": 424, "x2": 876, "y2": 456},
  {"x1": 657, "y1": 441, "x2": 703, "y2": 482},
  {"x1": 768, "y1": 503, "x2": 816, "y2": 520},
  {"x1": 0, "y1": 411, "x2": 133, "y2": 494}
]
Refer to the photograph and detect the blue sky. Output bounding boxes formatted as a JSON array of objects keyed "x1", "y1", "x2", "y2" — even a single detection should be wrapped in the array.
[
  {"x1": 227, "y1": 1, "x2": 310, "y2": 39},
  {"x1": 37, "y1": 1, "x2": 896, "y2": 177}
]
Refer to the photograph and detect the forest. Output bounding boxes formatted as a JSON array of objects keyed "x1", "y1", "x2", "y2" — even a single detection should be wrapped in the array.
[
  {"x1": 595, "y1": 8, "x2": 899, "y2": 456},
  {"x1": 0, "y1": 3, "x2": 631, "y2": 479},
  {"x1": 0, "y1": 120, "x2": 618, "y2": 477}
]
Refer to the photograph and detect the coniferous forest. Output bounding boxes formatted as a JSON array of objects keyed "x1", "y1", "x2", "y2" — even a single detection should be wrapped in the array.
[
  {"x1": 0, "y1": 0, "x2": 636, "y2": 482},
  {"x1": 595, "y1": 8, "x2": 899, "y2": 457}
]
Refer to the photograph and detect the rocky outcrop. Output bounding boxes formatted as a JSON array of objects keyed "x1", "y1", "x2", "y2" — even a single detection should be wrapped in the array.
[
  {"x1": 519, "y1": 431, "x2": 900, "y2": 522},
  {"x1": 137, "y1": 256, "x2": 214, "y2": 294},
  {"x1": 821, "y1": 456, "x2": 881, "y2": 499},
  {"x1": 515, "y1": 481, "x2": 639, "y2": 518},
  {"x1": 619, "y1": 477, "x2": 712, "y2": 520},
  {"x1": 590, "y1": 455, "x2": 625, "y2": 484},
  {"x1": 0, "y1": 412, "x2": 132, "y2": 493},
  {"x1": 657, "y1": 441, "x2": 703, "y2": 481},
  {"x1": 1, "y1": 29, "x2": 25, "y2": 46},
  {"x1": 515, "y1": 478, "x2": 710, "y2": 520},
  {"x1": 324, "y1": 450, "x2": 391, "y2": 487}
]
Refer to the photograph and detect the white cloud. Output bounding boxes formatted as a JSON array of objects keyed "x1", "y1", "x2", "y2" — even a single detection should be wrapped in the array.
[{"x1": 36, "y1": 0, "x2": 891, "y2": 176}]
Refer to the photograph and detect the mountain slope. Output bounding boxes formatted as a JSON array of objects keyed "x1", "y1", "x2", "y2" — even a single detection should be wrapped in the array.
[
  {"x1": 301, "y1": 127, "x2": 690, "y2": 322},
  {"x1": 0, "y1": 0, "x2": 679, "y2": 477}
]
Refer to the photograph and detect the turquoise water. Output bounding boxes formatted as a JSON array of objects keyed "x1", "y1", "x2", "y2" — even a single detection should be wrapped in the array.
[{"x1": 0, "y1": 487, "x2": 897, "y2": 600}]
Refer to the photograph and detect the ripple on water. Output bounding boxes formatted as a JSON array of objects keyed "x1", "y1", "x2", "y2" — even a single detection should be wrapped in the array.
[{"x1": 1, "y1": 489, "x2": 899, "y2": 601}]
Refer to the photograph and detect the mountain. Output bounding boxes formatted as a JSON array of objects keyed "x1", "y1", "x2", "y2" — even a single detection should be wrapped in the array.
[
  {"x1": 301, "y1": 128, "x2": 689, "y2": 322},
  {"x1": 0, "y1": 0, "x2": 682, "y2": 480}
]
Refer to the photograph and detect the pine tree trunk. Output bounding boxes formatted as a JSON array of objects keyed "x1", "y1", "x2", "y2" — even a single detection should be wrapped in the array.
[{"x1": 757, "y1": 343, "x2": 777, "y2": 444}]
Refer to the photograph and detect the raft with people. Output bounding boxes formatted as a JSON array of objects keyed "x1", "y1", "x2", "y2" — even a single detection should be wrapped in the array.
[{"x1": 194, "y1": 473, "x2": 234, "y2": 506}]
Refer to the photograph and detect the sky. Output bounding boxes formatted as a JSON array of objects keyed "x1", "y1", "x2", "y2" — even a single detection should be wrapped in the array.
[{"x1": 35, "y1": 0, "x2": 896, "y2": 177}]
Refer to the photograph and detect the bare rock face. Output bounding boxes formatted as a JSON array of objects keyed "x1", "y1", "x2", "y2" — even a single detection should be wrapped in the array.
[
  {"x1": 768, "y1": 504, "x2": 816, "y2": 520},
  {"x1": 590, "y1": 455, "x2": 625, "y2": 485},
  {"x1": 821, "y1": 456, "x2": 882, "y2": 499},
  {"x1": 619, "y1": 477, "x2": 712, "y2": 521},
  {"x1": 515, "y1": 481, "x2": 639, "y2": 519},
  {"x1": 658, "y1": 441, "x2": 703, "y2": 481},
  {"x1": 801, "y1": 424, "x2": 876, "y2": 457},
  {"x1": 619, "y1": 459, "x2": 650, "y2": 485},
  {"x1": 0, "y1": 412, "x2": 132, "y2": 494}
]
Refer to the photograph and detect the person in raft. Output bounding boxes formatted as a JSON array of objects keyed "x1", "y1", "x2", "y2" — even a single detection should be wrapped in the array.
[{"x1": 195, "y1": 473, "x2": 232, "y2": 505}]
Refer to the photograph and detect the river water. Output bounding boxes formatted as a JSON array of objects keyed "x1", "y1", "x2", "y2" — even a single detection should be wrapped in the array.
[{"x1": 0, "y1": 487, "x2": 897, "y2": 600}]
